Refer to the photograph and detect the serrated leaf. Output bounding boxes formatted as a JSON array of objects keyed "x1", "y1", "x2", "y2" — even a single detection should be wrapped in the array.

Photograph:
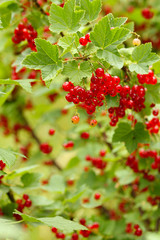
[
  {"x1": 90, "y1": 16, "x2": 130, "y2": 49},
  {"x1": 22, "y1": 39, "x2": 62, "y2": 82},
  {"x1": 12, "y1": 49, "x2": 31, "y2": 72},
  {"x1": 0, "y1": 79, "x2": 33, "y2": 93},
  {"x1": 49, "y1": 0, "x2": 84, "y2": 33},
  {"x1": 97, "y1": 47, "x2": 123, "y2": 69},
  {"x1": 58, "y1": 34, "x2": 79, "y2": 56},
  {"x1": 145, "y1": 83, "x2": 160, "y2": 104},
  {"x1": 129, "y1": 43, "x2": 159, "y2": 74},
  {"x1": 80, "y1": 0, "x2": 101, "y2": 23},
  {"x1": 0, "y1": 148, "x2": 22, "y2": 168},
  {"x1": 62, "y1": 61, "x2": 92, "y2": 84},
  {"x1": 107, "y1": 13, "x2": 127, "y2": 27},
  {"x1": 14, "y1": 211, "x2": 87, "y2": 233},
  {"x1": 105, "y1": 95, "x2": 119, "y2": 108},
  {"x1": 112, "y1": 123, "x2": 150, "y2": 153},
  {"x1": 115, "y1": 169, "x2": 136, "y2": 185},
  {"x1": 0, "y1": 85, "x2": 14, "y2": 106}
]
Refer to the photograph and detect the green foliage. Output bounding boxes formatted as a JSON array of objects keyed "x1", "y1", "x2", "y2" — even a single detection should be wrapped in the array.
[
  {"x1": 113, "y1": 122, "x2": 150, "y2": 153},
  {"x1": 23, "y1": 39, "x2": 62, "y2": 82}
]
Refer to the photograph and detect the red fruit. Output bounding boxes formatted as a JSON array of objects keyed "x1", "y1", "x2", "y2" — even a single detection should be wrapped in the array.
[
  {"x1": 90, "y1": 222, "x2": 99, "y2": 229},
  {"x1": 51, "y1": 227, "x2": 58, "y2": 233},
  {"x1": 99, "y1": 150, "x2": 106, "y2": 157},
  {"x1": 85, "y1": 33, "x2": 91, "y2": 42},
  {"x1": 23, "y1": 194, "x2": 29, "y2": 200},
  {"x1": 153, "y1": 109, "x2": 159, "y2": 116},
  {"x1": 142, "y1": 8, "x2": 154, "y2": 19},
  {"x1": 134, "y1": 228, "x2": 143, "y2": 236},
  {"x1": 56, "y1": 232, "x2": 66, "y2": 239},
  {"x1": 90, "y1": 119, "x2": 97, "y2": 127},
  {"x1": 95, "y1": 68, "x2": 104, "y2": 77},
  {"x1": 67, "y1": 179, "x2": 74, "y2": 186},
  {"x1": 79, "y1": 37, "x2": 88, "y2": 46},
  {"x1": 79, "y1": 218, "x2": 86, "y2": 225},
  {"x1": 49, "y1": 128, "x2": 55, "y2": 135},
  {"x1": 40, "y1": 143, "x2": 53, "y2": 154},
  {"x1": 63, "y1": 141, "x2": 74, "y2": 149},
  {"x1": 0, "y1": 160, "x2": 6, "y2": 170},
  {"x1": 62, "y1": 81, "x2": 73, "y2": 91},
  {"x1": 81, "y1": 132, "x2": 90, "y2": 139},
  {"x1": 79, "y1": 230, "x2": 91, "y2": 238},
  {"x1": 25, "y1": 199, "x2": 32, "y2": 208},
  {"x1": 72, "y1": 115, "x2": 80, "y2": 124},
  {"x1": 71, "y1": 233, "x2": 79, "y2": 240},
  {"x1": 94, "y1": 193, "x2": 101, "y2": 200}
]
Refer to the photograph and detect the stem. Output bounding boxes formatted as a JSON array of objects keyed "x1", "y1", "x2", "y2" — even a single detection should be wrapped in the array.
[
  {"x1": 21, "y1": 111, "x2": 62, "y2": 171},
  {"x1": 32, "y1": 0, "x2": 47, "y2": 15},
  {"x1": 7, "y1": 190, "x2": 15, "y2": 203}
]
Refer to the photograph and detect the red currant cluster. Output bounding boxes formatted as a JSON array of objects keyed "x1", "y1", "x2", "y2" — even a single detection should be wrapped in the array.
[
  {"x1": 126, "y1": 223, "x2": 143, "y2": 236},
  {"x1": 63, "y1": 68, "x2": 122, "y2": 115},
  {"x1": 40, "y1": 143, "x2": 53, "y2": 154},
  {"x1": 79, "y1": 33, "x2": 91, "y2": 46},
  {"x1": 0, "y1": 160, "x2": 6, "y2": 171},
  {"x1": 14, "y1": 194, "x2": 32, "y2": 221},
  {"x1": 85, "y1": 153, "x2": 107, "y2": 170},
  {"x1": 63, "y1": 141, "x2": 74, "y2": 150},
  {"x1": 51, "y1": 227, "x2": 65, "y2": 239},
  {"x1": 137, "y1": 70, "x2": 157, "y2": 84},
  {"x1": 139, "y1": 149, "x2": 160, "y2": 170},
  {"x1": 12, "y1": 20, "x2": 37, "y2": 51},
  {"x1": 108, "y1": 85, "x2": 146, "y2": 126},
  {"x1": 146, "y1": 116, "x2": 160, "y2": 134},
  {"x1": 141, "y1": 8, "x2": 154, "y2": 19},
  {"x1": 147, "y1": 196, "x2": 160, "y2": 206}
]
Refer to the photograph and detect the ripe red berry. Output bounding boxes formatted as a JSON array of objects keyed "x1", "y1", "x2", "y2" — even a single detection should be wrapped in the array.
[
  {"x1": 99, "y1": 150, "x2": 106, "y2": 157},
  {"x1": 79, "y1": 218, "x2": 86, "y2": 225},
  {"x1": 49, "y1": 128, "x2": 55, "y2": 135},
  {"x1": 142, "y1": 8, "x2": 154, "y2": 19},
  {"x1": 23, "y1": 194, "x2": 29, "y2": 200},
  {"x1": 79, "y1": 37, "x2": 88, "y2": 46},
  {"x1": 94, "y1": 193, "x2": 101, "y2": 200},
  {"x1": 25, "y1": 199, "x2": 32, "y2": 208},
  {"x1": 81, "y1": 132, "x2": 90, "y2": 139},
  {"x1": 40, "y1": 143, "x2": 53, "y2": 154},
  {"x1": 85, "y1": 33, "x2": 91, "y2": 42},
  {"x1": 95, "y1": 68, "x2": 104, "y2": 77},
  {"x1": 90, "y1": 119, "x2": 97, "y2": 127},
  {"x1": 72, "y1": 115, "x2": 80, "y2": 124},
  {"x1": 51, "y1": 227, "x2": 58, "y2": 233},
  {"x1": 153, "y1": 109, "x2": 159, "y2": 116},
  {"x1": 56, "y1": 232, "x2": 66, "y2": 239},
  {"x1": 71, "y1": 233, "x2": 79, "y2": 240}
]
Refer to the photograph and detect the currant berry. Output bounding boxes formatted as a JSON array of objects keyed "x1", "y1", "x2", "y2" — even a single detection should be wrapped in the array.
[
  {"x1": 40, "y1": 143, "x2": 53, "y2": 154},
  {"x1": 133, "y1": 38, "x2": 141, "y2": 46},
  {"x1": 49, "y1": 128, "x2": 55, "y2": 135},
  {"x1": 51, "y1": 227, "x2": 58, "y2": 233},
  {"x1": 90, "y1": 119, "x2": 97, "y2": 127},
  {"x1": 79, "y1": 37, "x2": 88, "y2": 46},
  {"x1": 94, "y1": 193, "x2": 101, "y2": 200},
  {"x1": 85, "y1": 33, "x2": 91, "y2": 42},
  {"x1": 95, "y1": 68, "x2": 104, "y2": 77},
  {"x1": 71, "y1": 115, "x2": 80, "y2": 124}
]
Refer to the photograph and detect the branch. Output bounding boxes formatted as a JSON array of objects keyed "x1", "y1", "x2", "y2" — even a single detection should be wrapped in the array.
[
  {"x1": 7, "y1": 190, "x2": 15, "y2": 203},
  {"x1": 32, "y1": 0, "x2": 47, "y2": 15},
  {"x1": 21, "y1": 111, "x2": 62, "y2": 171}
]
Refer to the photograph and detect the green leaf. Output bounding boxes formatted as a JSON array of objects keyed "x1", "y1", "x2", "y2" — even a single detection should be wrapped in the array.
[
  {"x1": 90, "y1": 16, "x2": 130, "y2": 49},
  {"x1": 129, "y1": 43, "x2": 159, "y2": 74},
  {"x1": 112, "y1": 122, "x2": 150, "y2": 153},
  {"x1": 97, "y1": 47, "x2": 123, "y2": 69},
  {"x1": 105, "y1": 95, "x2": 119, "y2": 108},
  {"x1": 0, "y1": 148, "x2": 23, "y2": 168},
  {"x1": 0, "y1": 79, "x2": 33, "y2": 93},
  {"x1": 42, "y1": 175, "x2": 66, "y2": 193},
  {"x1": 14, "y1": 211, "x2": 87, "y2": 233},
  {"x1": 58, "y1": 34, "x2": 79, "y2": 56},
  {"x1": 107, "y1": 13, "x2": 127, "y2": 27},
  {"x1": 0, "y1": 85, "x2": 14, "y2": 106},
  {"x1": 22, "y1": 39, "x2": 62, "y2": 82},
  {"x1": 145, "y1": 83, "x2": 160, "y2": 104},
  {"x1": 90, "y1": 15, "x2": 130, "y2": 68},
  {"x1": 115, "y1": 169, "x2": 136, "y2": 185},
  {"x1": 80, "y1": 0, "x2": 101, "y2": 23},
  {"x1": 21, "y1": 173, "x2": 41, "y2": 188},
  {"x1": 12, "y1": 49, "x2": 31, "y2": 72},
  {"x1": 62, "y1": 61, "x2": 92, "y2": 84},
  {"x1": 49, "y1": 0, "x2": 84, "y2": 33}
]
